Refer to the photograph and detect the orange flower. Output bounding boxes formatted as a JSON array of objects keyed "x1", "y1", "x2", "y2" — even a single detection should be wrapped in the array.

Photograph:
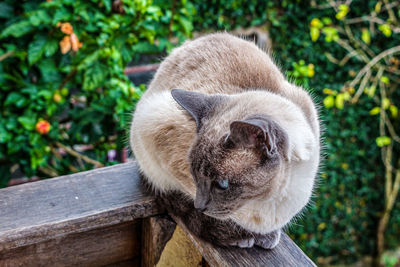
[
  {"x1": 59, "y1": 36, "x2": 71, "y2": 54},
  {"x1": 60, "y1": 22, "x2": 73, "y2": 35},
  {"x1": 70, "y1": 33, "x2": 83, "y2": 51},
  {"x1": 36, "y1": 120, "x2": 51, "y2": 135}
]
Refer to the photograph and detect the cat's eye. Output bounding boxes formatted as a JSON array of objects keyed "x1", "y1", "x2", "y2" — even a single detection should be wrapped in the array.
[{"x1": 216, "y1": 180, "x2": 229, "y2": 190}]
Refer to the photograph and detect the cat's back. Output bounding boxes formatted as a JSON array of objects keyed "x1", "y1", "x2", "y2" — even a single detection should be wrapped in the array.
[{"x1": 144, "y1": 33, "x2": 286, "y2": 96}]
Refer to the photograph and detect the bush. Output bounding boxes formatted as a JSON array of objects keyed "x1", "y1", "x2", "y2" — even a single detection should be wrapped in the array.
[
  {"x1": 1, "y1": 0, "x2": 399, "y2": 264},
  {"x1": 0, "y1": 0, "x2": 194, "y2": 186},
  {"x1": 191, "y1": 0, "x2": 400, "y2": 264}
]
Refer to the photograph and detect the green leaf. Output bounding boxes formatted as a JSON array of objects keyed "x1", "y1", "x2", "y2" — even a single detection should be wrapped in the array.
[
  {"x1": 0, "y1": 123, "x2": 12, "y2": 143},
  {"x1": 0, "y1": 3, "x2": 13, "y2": 19},
  {"x1": 323, "y1": 95, "x2": 334, "y2": 108},
  {"x1": 380, "y1": 76, "x2": 389, "y2": 84},
  {"x1": 382, "y1": 98, "x2": 390, "y2": 110},
  {"x1": 335, "y1": 93, "x2": 344, "y2": 109},
  {"x1": 83, "y1": 64, "x2": 107, "y2": 91},
  {"x1": 44, "y1": 39, "x2": 59, "y2": 57},
  {"x1": 376, "y1": 136, "x2": 391, "y2": 147},
  {"x1": 28, "y1": 36, "x2": 47, "y2": 65},
  {"x1": 18, "y1": 116, "x2": 36, "y2": 131},
  {"x1": 5, "y1": 92, "x2": 23, "y2": 106},
  {"x1": 378, "y1": 24, "x2": 391, "y2": 37},
  {"x1": 310, "y1": 18, "x2": 323, "y2": 29},
  {"x1": 322, "y1": 27, "x2": 339, "y2": 42},
  {"x1": 375, "y1": 2, "x2": 382, "y2": 12},
  {"x1": 361, "y1": 28, "x2": 370, "y2": 44},
  {"x1": 179, "y1": 17, "x2": 193, "y2": 36},
  {"x1": 369, "y1": 107, "x2": 380, "y2": 115},
  {"x1": 336, "y1": 4, "x2": 349, "y2": 20},
  {"x1": 1, "y1": 20, "x2": 33, "y2": 38},
  {"x1": 310, "y1": 27, "x2": 320, "y2": 42},
  {"x1": 389, "y1": 105, "x2": 398, "y2": 118},
  {"x1": 366, "y1": 86, "x2": 376, "y2": 97}
]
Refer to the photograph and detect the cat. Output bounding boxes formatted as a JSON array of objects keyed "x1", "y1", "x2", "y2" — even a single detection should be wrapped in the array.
[{"x1": 130, "y1": 33, "x2": 320, "y2": 248}]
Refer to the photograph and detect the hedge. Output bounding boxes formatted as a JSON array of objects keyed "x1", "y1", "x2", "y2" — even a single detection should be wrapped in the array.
[{"x1": 1, "y1": 0, "x2": 399, "y2": 265}]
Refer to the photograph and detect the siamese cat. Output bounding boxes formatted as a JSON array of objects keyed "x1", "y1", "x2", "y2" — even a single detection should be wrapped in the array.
[{"x1": 130, "y1": 33, "x2": 320, "y2": 249}]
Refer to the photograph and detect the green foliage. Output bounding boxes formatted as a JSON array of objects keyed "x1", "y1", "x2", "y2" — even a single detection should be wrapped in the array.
[
  {"x1": 0, "y1": 0, "x2": 194, "y2": 186},
  {"x1": 191, "y1": 0, "x2": 400, "y2": 264},
  {"x1": 2, "y1": 0, "x2": 400, "y2": 264}
]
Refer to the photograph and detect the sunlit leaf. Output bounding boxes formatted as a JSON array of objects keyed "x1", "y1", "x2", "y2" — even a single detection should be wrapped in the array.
[
  {"x1": 323, "y1": 95, "x2": 335, "y2": 108},
  {"x1": 335, "y1": 93, "x2": 344, "y2": 109},
  {"x1": 382, "y1": 98, "x2": 390, "y2": 110},
  {"x1": 361, "y1": 28, "x2": 370, "y2": 44},
  {"x1": 378, "y1": 24, "x2": 392, "y2": 37},
  {"x1": 389, "y1": 105, "x2": 398, "y2": 118},
  {"x1": 369, "y1": 107, "x2": 380, "y2": 115},
  {"x1": 376, "y1": 136, "x2": 391, "y2": 147},
  {"x1": 336, "y1": 4, "x2": 349, "y2": 20}
]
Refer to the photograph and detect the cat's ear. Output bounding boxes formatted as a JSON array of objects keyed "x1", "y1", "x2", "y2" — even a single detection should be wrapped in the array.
[
  {"x1": 171, "y1": 89, "x2": 219, "y2": 130},
  {"x1": 229, "y1": 118, "x2": 278, "y2": 156}
]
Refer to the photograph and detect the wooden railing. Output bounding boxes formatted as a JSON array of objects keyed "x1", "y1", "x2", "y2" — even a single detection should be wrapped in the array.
[{"x1": 0, "y1": 163, "x2": 316, "y2": 266}]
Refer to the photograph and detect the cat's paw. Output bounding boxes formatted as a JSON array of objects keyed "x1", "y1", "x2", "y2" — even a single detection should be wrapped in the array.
[
  {"x1": 228, "y1": 237, "x2": 255, "y2": 248},
  {"x1": 255, "y1": 229, "x2": 281, "y2": 249}
]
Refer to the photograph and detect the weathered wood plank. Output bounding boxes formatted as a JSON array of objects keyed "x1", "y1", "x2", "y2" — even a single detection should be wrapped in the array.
[
  {"x1": 0, "y1": 162, "x2": 315, "y2": 266},
  {"x1": 0, "y1": 163, "x2": 163, "y2": 252},
  {"x1": 141, "y1": 215, "x2": 176, "y2": 267},
  {"x1": 172, "y1": 215, "x2": 316, "y2": 267},
  {"x1": 0, "y1": 221, "x2": 140, "y2": 267}
]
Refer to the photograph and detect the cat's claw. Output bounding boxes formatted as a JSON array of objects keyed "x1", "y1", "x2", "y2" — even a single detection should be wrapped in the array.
[
  {"x1": 254, "y1": 229, "x2": 281, "y2": 249},
  {"x1": 229, "y1": 238, "x2": 255, "y2": 248}
]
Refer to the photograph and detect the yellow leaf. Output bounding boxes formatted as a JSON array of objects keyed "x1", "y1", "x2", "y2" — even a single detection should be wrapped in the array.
[
  {"x1": 380, "y1": 76, "x2": 389, "y2": 84},
  {"x1": 318, "y1": 222, "x2": 326, "y2": 231},
  {"x1": 375, "y1": 2, "x2": 382, "y2": 12},
  {"x1": 366, "y1": 86, "x2": 376, "y2": 97},
  {"x1": 379, "y1": 24, "x2": 392, "y2": 37},
  {"x1": 361, "y1": 28, "x2": 371, "y2": 44},
  {"x1": 382, "y1": 98, "x2": 390, "y2": 109},
  {"x1": 336, "y1": 4, "x2": 349, "y2": 20},
  {"x1": 307, "y1": 64, "x2": 315, "y2": 77},
  {"x1": 310, "y1": 27, "x2": 320, "y2": 42},
  {"x1": 323, "y1": 95, "x2": 335, "y2": 108},
  {"x1": 369, "y1": 107, "x2": 380, "y2": 115},
  {"x1": 390, "y1": 105, "x2": 398, "y2": 118},
  {"x1": 335, "y1": 93, "x2": 344, "y2": 109},
  {"x1": 376, "y1": 136, "x2": 391, "y2": 147},
  {"x1": 310, "y1": 18, "x2": 323, "y2": 28}
]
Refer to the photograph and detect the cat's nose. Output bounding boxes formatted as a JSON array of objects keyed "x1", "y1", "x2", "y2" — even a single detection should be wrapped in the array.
[
  {"x1": 194, "y1": 196, "x2": 209, "y2": 212},
  {"x1": 195, "y1": 205, "x2": 207, "y2": 212}
]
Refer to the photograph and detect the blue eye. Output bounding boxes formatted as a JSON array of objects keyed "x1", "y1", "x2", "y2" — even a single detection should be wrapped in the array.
[{"x1": 217, "y1": 180, "x2": 229, "y2": 190}]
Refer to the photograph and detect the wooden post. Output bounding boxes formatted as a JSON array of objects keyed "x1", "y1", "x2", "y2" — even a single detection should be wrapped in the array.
[{"x1": 141, "y1": 215, "x2": 176, "y2": 267}]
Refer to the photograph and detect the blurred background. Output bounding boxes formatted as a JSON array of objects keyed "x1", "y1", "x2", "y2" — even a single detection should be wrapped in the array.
[{"x1": 0, "y1": 0, "x2": 399, "y2": 266}]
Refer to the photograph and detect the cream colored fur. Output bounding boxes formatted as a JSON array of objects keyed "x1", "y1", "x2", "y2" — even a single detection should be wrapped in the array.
[{"x1": 130, "y1": 33, "x2": 320, "y2": 234}]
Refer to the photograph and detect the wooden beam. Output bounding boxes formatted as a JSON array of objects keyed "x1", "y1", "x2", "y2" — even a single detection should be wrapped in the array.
[
  {"x1": 0, "y1": 163, "x2": 163, "y2": 265},
  {"x1": 0, "y1": 162, "x2": 315, "y2": 266},
  {"x1": 171, "y1": 215, "x2": 316, "y2": 267},
  {"x1": 141, "y1": 215, "x2": 176, "y2": 267},
  {"x1": 0, "y1": 221, "x2": 140, "y2": 266}
]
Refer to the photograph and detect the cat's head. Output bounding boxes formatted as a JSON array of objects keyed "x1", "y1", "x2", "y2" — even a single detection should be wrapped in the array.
[{"x1": 172, "y1": 89, "x2": 289, "y2": 219}]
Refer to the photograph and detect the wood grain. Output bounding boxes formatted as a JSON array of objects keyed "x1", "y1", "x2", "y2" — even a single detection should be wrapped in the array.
[
  {"x1": 0, "y1": 222, "x2": 140, "y2": 267},
  {"x1": 0, "y1": 163, "x2": 162, "y2": 252},
  {"x1": 171, "y1": 215, "x2": 316, "y2": 267},
  {"x1": 0, "y1": 162, "x2": 315, "y2": 266},
  {"x1": 141, "y1": 216, "x2": 176, "y2": 267}
]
